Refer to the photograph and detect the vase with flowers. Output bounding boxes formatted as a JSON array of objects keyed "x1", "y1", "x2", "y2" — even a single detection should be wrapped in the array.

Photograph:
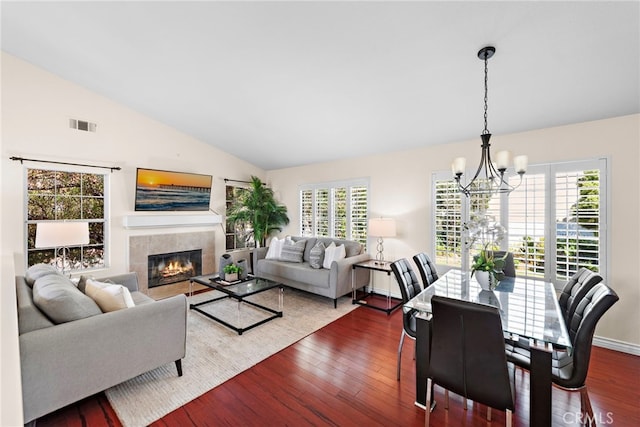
[
  {"x1": 464, "y1": 210, "x2": 508, "y2": 290},
  {"x1": 471, "y1": 245, "x2": 507, "y2": 290}
]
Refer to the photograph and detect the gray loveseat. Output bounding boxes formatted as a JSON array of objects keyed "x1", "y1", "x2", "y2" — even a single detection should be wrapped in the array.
[
  {"x1": 16, "y1": 265, "x2": 187, "y2": 424},
  {"x1": 253, "y1": 236, "x2": 370, "y2": 307}
]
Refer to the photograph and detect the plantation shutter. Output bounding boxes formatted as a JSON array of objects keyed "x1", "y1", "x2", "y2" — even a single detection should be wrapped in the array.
[
  {"x1": 300, "y1": 189, "x2": 313, "y2": 237},
  {"x1": 433, "y1": 177, "x2": 463, "y2": 266},
  {"x1": 350, "y1": 185, "x2": 368, "y2": 248},
  {"x1": 333, "y1": 188, "x2": 347, "y2": 239},
  {"x1": 315, "y1": 189, "x2": 330, "y2": 237}
]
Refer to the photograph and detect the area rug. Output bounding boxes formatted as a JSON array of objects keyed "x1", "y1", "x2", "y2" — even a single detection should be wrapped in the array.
[{"x1": 105, "y1": 288, "x2": 358, "y2": 427}]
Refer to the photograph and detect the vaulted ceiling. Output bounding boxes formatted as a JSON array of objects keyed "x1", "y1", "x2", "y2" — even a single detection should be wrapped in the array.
[{"x1": 2, "y1": 1, "x2": 638, "y2": 170}]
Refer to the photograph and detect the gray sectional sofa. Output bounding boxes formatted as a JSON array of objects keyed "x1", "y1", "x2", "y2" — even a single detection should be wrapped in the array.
[
  {"x1": 253, "y1": 236, "x2": 371, "y2": 307},
  {"x1": 16, "y1": 265, "x2": 187, "y2": 424}
]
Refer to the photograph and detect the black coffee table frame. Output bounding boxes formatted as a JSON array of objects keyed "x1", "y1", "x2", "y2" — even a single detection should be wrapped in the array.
[{"x1": 189, "y1": 274, "x2": 284, "y2": 335}]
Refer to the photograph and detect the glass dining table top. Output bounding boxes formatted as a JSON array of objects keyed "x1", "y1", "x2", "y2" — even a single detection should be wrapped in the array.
[{"x1": 404, "y1": 269, "x2": 572, "y2": 350}]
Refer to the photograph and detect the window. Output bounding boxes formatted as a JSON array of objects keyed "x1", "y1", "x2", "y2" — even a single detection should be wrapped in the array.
[
  {"x1": 26, "y1": 168, "x2": 108, "y2": 272},
  {"x1": 299, "y1": 179, "x2": 369, "y2": 248},
  {"x1": 433, "y1": 159, "x2": 607, "y2": 288},
  {"x1": 225, "y1": 183, "x2": 254, "y2": 250}
]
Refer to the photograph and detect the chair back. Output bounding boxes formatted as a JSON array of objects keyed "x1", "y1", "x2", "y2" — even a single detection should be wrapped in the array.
[
  {"x1": 558, "y1": 268, "x2": 603, "y2": 323},
  {"x1": 430, "y1": 296, "x2": 514, "y2": 412},
  {"x1": 412, "y1": 253, "x2": 439, "y2": 286},
  {"x1": 556, "y1": 283, "x2": 618, "y2": 389},
  {"x1": 390, "y1": 259, "x2": 422, "y2": 303},
  {"x1": 488, "y1": 251, "x2": 516, "y2": 277},
  {"x1": 391, "y1": 259, "x2": 422, "y2": 338}
]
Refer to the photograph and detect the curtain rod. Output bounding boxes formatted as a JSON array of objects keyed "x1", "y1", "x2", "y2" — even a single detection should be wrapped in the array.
[{"x1": 10, "y1": 156, "x2": 121, "y2": 172}]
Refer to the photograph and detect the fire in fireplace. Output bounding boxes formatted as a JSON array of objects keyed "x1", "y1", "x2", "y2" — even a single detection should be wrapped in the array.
[{"x1": 148, "y1": 249, "x2": 202, "y2": 288}]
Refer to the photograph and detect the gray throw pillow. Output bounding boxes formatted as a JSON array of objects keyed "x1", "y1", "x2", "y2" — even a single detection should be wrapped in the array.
[
  {"x1": 24, "y1": 263, "x2": 60, "y2": 288},
  {"x1": 33, "y1": 274, "x2": 102, "y2": 324},
  {"x1": 280, "y1": 239, "x2": 306, "y2": 263},
  {"x1": 309, "y1": 241, "x2": 326, "y2": 269}
]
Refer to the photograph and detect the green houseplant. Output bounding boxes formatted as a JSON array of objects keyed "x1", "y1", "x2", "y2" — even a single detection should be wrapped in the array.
[
  {"x1": 226, "y1": 176, "x2": 290, "y2": 247},
  {"x1": 223, "y1": 263, "x2": 242, "y2": 282},
  {"x1": 471, "y1": 244, "x2": 507, "y2": 290}
]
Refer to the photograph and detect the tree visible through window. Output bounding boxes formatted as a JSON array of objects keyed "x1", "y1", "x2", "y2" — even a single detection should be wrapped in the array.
[
  {"x1": 26, "y1": 168, "x2": 107, "y2": 271},
  {"x1": 225, "y1": 184, "x2": 254, "y2": 250},
  {"x1": 433, "y1": 159, "x2": 606, "y2": 288}
]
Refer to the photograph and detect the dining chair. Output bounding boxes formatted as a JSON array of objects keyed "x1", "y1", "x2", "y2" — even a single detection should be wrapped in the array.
[
  {"x1": 558, "y1": 267, "x2": 603, "y2": 324},
  {"x1": 488, "y1": 251, "x2": 516, "y2": 277},
  {"x1": 506, "y1": 283, "x2": 619, "y2": 422},
  {"x1": 412, "y1": 253, "x2": 439, "y2": 287},
  {"x1": 390, "y1": 259, "x2": 423, "y2": 381},
  {"x1": 426, "y1": 296, "x2": 515, "y2": 426}
]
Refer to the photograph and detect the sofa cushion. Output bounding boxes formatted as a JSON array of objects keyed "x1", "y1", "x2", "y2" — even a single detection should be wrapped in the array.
[
  {"x1": 266, "y1": 236, "x2": 286, "y2": 260},
  {"x1": 292, "y1": 236, "x2": 316, "y2": 262},
  {"x1": 257, "y1": 259, "x2": 331, "y2": 289},
  {"x1": 323, "y1": 242, "x2": 346, "y2": 269},
  {"x1": 16, "y1": 276, "x2": 55, "y2": 334},
  {"x1": 32, "y1": 274, "x2": 102, "y2": 324},
  {"x1": 317, "y1": 237, "x2": 362, "y2": 258},
  {"x1": 25, "y1": 263, "x2": 60, "y2": 288},
  {"x1": 85, "y1": 279, "x2": 136, "y2": 312},
  {"x1": 280, "y1": 239, "x2": 306, "y2": 263},
  {"x1": 309, "y1": 241, "x2": 326, "y2": 269}
]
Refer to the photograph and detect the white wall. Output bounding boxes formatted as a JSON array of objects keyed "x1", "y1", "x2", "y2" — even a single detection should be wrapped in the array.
[
  {"x1": 0, "y1": 52, "x2": 265, "y2": 423},
  {"x1": 267, "y1": 114, "x2": 640, "y2": 349}
]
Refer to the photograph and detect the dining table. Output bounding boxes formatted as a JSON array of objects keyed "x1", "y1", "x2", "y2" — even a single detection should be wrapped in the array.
[{"x1": 404, "y1": 269, "x2": 572, "y2": 426}]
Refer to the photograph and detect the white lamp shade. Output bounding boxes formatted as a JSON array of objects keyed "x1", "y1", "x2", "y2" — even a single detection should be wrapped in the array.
[
  {"x1": 368, "y1": 218, "x2": 396, "y2": 237},
  {"x1": 35, "y1": 222, "x2": 90, "y2": 248}
]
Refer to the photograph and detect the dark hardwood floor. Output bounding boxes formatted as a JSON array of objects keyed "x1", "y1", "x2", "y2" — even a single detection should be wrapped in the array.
[{"x1": 37, "y1": 295, "x2": 640, "y2": 426}]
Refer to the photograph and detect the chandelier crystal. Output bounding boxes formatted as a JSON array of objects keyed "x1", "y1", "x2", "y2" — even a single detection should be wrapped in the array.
[{"x1": 453, "y1": 46, "x2": 528, "y2": 197}]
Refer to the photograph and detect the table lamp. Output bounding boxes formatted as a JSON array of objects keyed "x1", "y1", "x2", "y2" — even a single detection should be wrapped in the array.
[
  {"x1": 35, "y1": 221, "x2": 90, "y2": 274},
  {"x1": 368, "y1": 218, "x2": 396, "y2": 264}
]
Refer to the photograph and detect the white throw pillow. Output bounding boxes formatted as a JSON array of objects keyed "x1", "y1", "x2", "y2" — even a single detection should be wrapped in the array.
[
  {"x1": 265, "y1": 237, "x2": 286, "y2": 260},
  {"x1": 323, "y1": 242, "x2": 346, "y2": 269},
  {"x1": 85, "y1": 279, "x2": 135, "y2": 312}
]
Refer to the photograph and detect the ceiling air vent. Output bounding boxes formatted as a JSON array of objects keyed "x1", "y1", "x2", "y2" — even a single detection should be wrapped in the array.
[{"x1": 69, "y1": 118, "x2": 97, "y2": 132}]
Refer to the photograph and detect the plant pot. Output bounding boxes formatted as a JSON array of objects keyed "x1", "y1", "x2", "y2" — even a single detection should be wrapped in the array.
[
  {"x1": 225, "y1": 272, "x2": 238, "y2": 282},
  {"x1": 475, "y1": 270, "x2": 497, "y2": 291}
]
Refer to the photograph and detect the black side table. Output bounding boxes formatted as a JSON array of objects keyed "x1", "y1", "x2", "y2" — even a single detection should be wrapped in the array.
[{"x1": 351, "y1": 259, "x2": 403, "y2": 315}]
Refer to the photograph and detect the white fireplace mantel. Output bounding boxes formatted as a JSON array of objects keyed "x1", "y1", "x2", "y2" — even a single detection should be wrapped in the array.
[{"x1": 123, "y1": 213, "x2": 222, "y2": 229}]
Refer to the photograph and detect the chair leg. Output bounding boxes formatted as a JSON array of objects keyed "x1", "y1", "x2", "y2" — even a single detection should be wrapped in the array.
[
  {"x1": 580, "y1": 387, "x2": 594, "y2": 424},
  {"x1": 506, "y1": 409, "x2": 512, "y2": 427},
  {"x1": 425, "y1": 378, "x2": 433, "y2": 427},
  {"x1": 444, "y1": 390, "x2": 449, "y2": 409},
  {"x1": 397, "y1": 329, "x2": 406, "y2": 381},
  {"x1": 175, "y1": 359, "x2": 183, "y2": 377},
  {"x1": 487, "y1": 407, "x2": 492, "y2": 421}
]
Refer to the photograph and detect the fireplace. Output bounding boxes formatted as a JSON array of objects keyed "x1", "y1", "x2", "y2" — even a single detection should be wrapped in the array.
[{"x1": 148, "y1": 249, "x2": 202, "y2": 288}]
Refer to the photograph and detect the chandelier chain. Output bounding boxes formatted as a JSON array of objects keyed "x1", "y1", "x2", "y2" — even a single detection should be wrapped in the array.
[{"x1": 483, "y1": 53, "x2": 489, "y2": 135}]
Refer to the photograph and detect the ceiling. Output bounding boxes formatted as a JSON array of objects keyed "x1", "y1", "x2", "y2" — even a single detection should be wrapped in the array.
[{"x1": 2, "y1": 1, "x2": 638, "y2": 170}]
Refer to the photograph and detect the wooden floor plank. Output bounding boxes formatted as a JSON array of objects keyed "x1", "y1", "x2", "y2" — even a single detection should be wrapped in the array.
[{"x1": 35, "y1": 302, "x2": 640, "y2": 426}]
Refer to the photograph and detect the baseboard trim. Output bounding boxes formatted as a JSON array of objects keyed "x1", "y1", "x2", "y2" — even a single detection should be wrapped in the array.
[{"x1": 593, "y1": 336, "x2": 640, "y2": 356}]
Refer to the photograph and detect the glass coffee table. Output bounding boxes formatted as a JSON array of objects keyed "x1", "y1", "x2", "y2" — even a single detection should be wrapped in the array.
[{"x1": 189, "y1": 274, "x2": 284, "y2": 335}]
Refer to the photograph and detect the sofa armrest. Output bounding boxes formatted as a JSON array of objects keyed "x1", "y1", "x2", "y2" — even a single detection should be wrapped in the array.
[
  {"x1": 19, "y1": 294, "x2": 187, "y2": 422},
  {"x1": 329, "y1": 253, "x2": 371, "y2": 296},
  {"x1": 100, "y1": 272, "x2": 139, "y2": 292},
  {"x1": 253, "y1": 247, "x2": 268, "y2": 265}
]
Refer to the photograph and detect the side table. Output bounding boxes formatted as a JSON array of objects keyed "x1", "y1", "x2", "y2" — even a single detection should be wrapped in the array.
[{"x1": 351, "y1": 259, "x2": 403, "y2": 315}]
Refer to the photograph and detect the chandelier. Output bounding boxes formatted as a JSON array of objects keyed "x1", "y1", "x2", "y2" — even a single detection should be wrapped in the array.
[{"x1": 452, "y1": 46, "x2": 528, "y2": 197}]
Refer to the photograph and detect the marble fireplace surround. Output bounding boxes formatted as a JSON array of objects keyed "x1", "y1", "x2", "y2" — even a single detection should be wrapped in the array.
[{"x1": 129, "y1": 231, "x2": 215, "y2": 294}]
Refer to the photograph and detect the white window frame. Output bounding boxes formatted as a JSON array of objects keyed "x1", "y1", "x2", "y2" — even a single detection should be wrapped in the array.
[
  {"x1": 299, "y1": 178, "x2": 370, "y2": 248},
  {"x1": 432, "y1": 158, "x2": 608, "y2": 289},
  {"x1": 24, "y1": 164, "x2": 110, "y2": 272}
]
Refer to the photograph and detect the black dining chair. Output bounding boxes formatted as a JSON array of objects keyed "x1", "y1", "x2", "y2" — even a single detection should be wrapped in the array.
[
  {"x1": 506, "y1": 283, "x2": 619, "y2": 422},
  {"x1": 390, "y1": 259, "x2": 423, "y2": 381},
  {"x1": 488, "y1": 251, "x2": 516, "y2": 277},
  {"x1": 558, "y1": 267, "x2": 603, "y2": 324},
  {"x1": 412, "y1": 252, "x2": 439, "y2": 287},
  {"x1": 426, "y1": 296, "x2": 515, "y2": 426}
]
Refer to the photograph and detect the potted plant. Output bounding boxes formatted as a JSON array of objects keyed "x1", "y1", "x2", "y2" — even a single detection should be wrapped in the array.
[
  {"x1": 226, "y1": 176, "x2": 290, "y2": 247},
  {"x1": 223, "y1": 263, "x2": 242, "y2": 282},
  {"x1": 471, "y1": 244, "x2": 507, "y2": 290}
]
